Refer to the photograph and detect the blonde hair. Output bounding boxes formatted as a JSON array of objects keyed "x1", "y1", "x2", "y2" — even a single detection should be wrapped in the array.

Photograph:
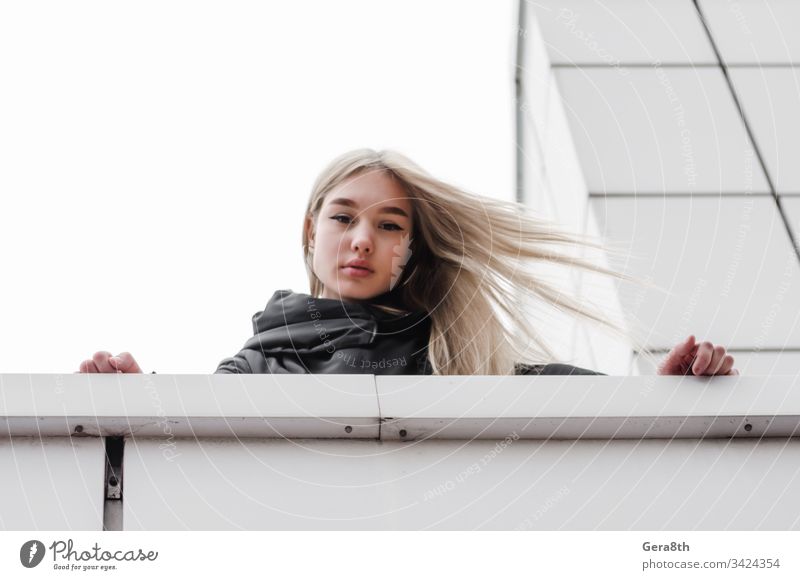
[{"x1": 302, "y1": 148, "x2": 660, "y2": 375}]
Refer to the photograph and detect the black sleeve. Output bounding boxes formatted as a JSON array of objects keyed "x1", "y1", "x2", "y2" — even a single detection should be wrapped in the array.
[
  {"x1": 214, "y1": 351, "x2": 255, "y2": 374},
  {"x1": 514, "y1": 362, "x2": 607, "y2": 376}
]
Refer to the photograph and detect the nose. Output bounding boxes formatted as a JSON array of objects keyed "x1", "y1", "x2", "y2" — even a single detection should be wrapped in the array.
[
  {"x1": 350, "y1": 222, "x2": 373, "y2": 255},
  {"x1": 351, "y1": 236, "x2": 372, "y2": 254}
]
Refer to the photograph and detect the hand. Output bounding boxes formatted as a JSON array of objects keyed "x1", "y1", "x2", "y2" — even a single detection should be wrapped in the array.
[
  {"x1": 78, "y1": 351, "x2": 142, "y2": 374},
  {"x1": 656, "y1": 335, "x2": 739, "y2": 376}
]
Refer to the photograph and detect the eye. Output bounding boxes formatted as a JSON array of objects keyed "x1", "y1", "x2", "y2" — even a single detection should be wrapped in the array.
[{"x1": 331, "y1": 215, "x2": 403, "y2": 231}]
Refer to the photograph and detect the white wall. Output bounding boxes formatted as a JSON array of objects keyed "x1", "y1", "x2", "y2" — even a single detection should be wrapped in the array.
[
  {"x1": 517, "y1": 6, "x2": 634, "y2": 374},
  {"x1": 525, "y1": 0, "x2": 800, "y2": 375}
]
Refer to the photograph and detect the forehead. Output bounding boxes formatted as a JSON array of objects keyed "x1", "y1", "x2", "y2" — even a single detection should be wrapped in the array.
[{"x1": 324, "y1": 170, "x2": 412, "y2": 213}]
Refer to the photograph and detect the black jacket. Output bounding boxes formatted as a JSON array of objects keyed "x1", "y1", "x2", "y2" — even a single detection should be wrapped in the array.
[{"x1": 214, "y1": 289, "x2": 605, "y2": 376}]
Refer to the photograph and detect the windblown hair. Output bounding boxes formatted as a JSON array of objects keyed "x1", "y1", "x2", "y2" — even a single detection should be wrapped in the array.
[{"x1": 302, "y1": 148, "x2": 659, "y2": 375}]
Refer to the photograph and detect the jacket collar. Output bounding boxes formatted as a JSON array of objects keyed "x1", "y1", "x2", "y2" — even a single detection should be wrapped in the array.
[{"x1": 249, "y1": 290, "x2": 430, "y2": 354}]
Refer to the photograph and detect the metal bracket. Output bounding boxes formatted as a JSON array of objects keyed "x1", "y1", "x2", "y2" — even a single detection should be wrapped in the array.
[{"x1": 103, "y1": 436, "x2": 124, "y2": 530}]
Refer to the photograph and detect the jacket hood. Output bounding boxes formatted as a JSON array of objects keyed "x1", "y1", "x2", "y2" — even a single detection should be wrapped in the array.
[{"x1": 249, "y1": 289, "x2": 431, "y2": 356}]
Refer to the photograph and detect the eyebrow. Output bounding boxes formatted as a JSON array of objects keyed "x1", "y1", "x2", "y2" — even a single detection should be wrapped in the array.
[{"x1": 327, "y1": 197, "x2": 410, "y2": 218}]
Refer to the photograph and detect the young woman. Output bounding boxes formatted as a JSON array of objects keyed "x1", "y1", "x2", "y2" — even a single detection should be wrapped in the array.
[{"x1": 79, "y1": 149, "x2": 738, "y2": 377}]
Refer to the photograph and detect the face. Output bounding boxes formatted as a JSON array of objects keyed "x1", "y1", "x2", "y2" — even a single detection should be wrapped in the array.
[{"x1": 306, "y1": 170, "x2": 414, "y2": 303}]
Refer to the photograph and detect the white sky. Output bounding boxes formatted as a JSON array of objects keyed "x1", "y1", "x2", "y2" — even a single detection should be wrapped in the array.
[{"x1": 0, "y1": 0, "x2": 517, "y2": 373}]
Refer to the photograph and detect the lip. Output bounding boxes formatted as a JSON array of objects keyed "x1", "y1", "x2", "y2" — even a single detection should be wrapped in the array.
[
  {"x1": 343, "y1": 259, "x2": 373, "y2": 272},
  {"x1": 341, "y1": 266, "x2": 373, "y2": 278}
]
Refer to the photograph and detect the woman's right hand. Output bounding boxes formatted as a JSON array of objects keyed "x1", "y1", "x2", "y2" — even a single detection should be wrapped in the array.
[{"x1": 78, "y1": 351, "x2": 143, "y2": 373}]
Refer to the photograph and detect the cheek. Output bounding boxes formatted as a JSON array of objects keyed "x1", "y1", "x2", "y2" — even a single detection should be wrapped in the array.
[
  {"x1": 313, "y1": 230, "x2": 344, "y2": 269},
  {"x1": 318, "y1": 223, "x2": 346, "y2": 247}
]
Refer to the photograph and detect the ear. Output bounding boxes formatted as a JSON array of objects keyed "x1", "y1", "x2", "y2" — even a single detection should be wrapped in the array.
[{"x1": 304, "y1": 214, "x2": 316, "y2": 249}]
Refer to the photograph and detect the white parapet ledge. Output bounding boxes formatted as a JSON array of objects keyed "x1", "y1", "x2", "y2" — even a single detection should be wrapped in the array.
[
  {"x1": 377, "y1": 374, "x2": 800, "y2": 440},
  {"x1": 0, "y1": 373, "x2": 379, "y2": 439},
  {"x1": 0, "y1": 373, "x2": 798, "y2": 439}
]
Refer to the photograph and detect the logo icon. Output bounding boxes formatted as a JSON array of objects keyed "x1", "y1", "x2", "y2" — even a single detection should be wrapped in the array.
[
  {"x1": 20, "y1": 540, "x2": 45, "y2": 568},
  {"x1": 390, "y1": 233, "x2": 413, "y2": 290}
]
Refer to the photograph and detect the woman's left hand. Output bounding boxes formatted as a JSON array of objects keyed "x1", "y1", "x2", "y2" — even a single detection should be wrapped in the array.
[{"x1": 656, "y1": 335, "x2": 739, "y2": 376}]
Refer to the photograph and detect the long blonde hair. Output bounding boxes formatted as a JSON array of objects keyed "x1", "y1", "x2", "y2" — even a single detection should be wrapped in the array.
[{"x1": 302, "y1": 148, "x2": 659, "y2": 375}]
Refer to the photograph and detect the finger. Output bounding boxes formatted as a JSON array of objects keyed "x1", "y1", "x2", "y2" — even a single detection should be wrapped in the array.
[
  {"x1": 109, "y1": 351, "x2": 142, "y2": 374},
  {"x1": 717, "y1": 353, "x2": 735, "y2": 376},
  {"x1": 680, "y1": 344, "x2": 700, "y2": 368},
  {"x1": 673, "y1": 334, "x2": 696, "y2": 357},
  {"x1": 656, "y1": 336, "x2": 698, "y2": 375},
  {"x1": 691, "y1": 341, "x2": 714, "y2": 375},
  {"x1": 79, "y1": 359, "x2": 100, "y2": 373},
  {"x1": 705, "y1": 345, "x2": 728, "y2": 375},
  {"x1": 726, "y1": 368, "x2": 740, "y2": 376},
  {"x1": 93, "y1": 351, "x2": 116, "y2": 373}
]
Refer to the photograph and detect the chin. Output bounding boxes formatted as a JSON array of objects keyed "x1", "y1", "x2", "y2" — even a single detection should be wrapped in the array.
[
  {"x1": 344, "y1": 288, "x2": 378, "y2": 301},
  {"x1": 325, "y1": 282, "x2": 371, "y2": 301}
]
